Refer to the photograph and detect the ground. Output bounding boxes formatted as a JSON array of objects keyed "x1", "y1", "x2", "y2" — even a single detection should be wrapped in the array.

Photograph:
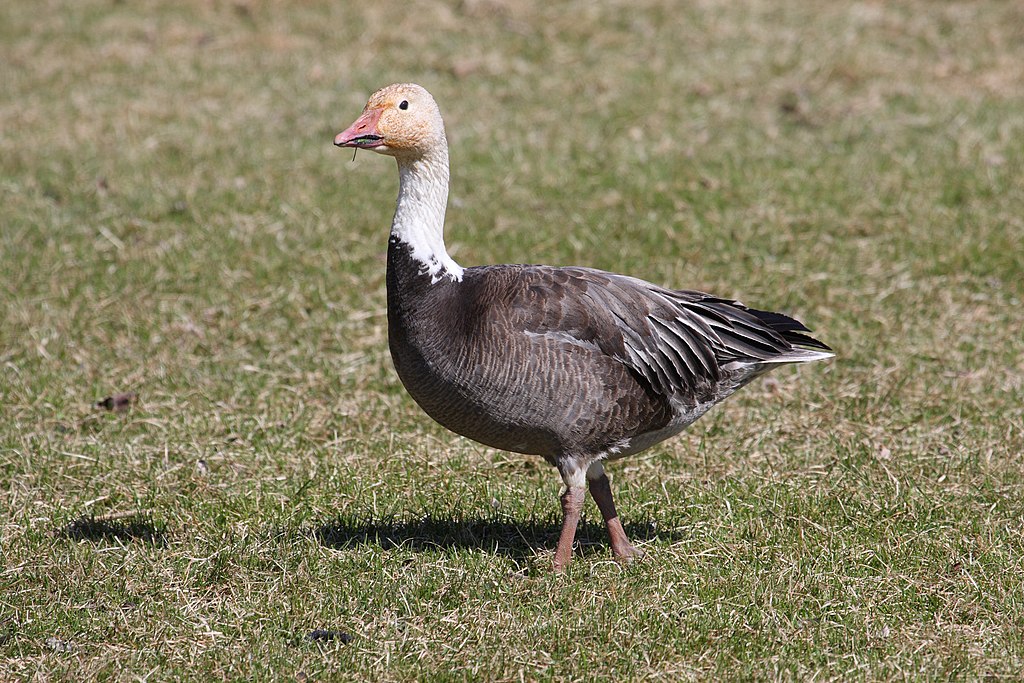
[{"x1": 2, "y1": 1, "x2": 1023, "y2": 680}]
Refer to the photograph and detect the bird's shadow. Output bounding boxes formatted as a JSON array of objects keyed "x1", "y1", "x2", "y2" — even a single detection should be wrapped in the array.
[
  {"x1": 59, "y1": 515, "x2": 168, "y2": 547},
  {"x1": 311, "y1": 512, "x2": 678, "y2": 564}
]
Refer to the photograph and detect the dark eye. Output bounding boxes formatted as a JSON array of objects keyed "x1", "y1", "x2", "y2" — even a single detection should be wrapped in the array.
[{"x1": 399, "y1": 100, "x2": 409, "y2": 110}]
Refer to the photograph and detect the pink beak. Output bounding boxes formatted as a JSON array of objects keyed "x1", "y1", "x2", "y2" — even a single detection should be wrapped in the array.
[{"x1": 334, "y1": 108, "x2": 385, "y2": 148}]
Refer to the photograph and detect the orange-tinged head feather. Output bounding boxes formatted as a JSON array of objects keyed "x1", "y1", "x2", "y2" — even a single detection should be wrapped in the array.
[{"x1": 349, "y1": 83, "x2": 446, "y2": 158}]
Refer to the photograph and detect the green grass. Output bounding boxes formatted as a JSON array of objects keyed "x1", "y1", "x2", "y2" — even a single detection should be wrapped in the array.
[{"x1": 3, "y1": 0, "x2": 1024, "y2": 679}]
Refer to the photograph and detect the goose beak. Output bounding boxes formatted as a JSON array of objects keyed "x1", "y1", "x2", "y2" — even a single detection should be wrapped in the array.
[{"x1": 335, "y1": 108, "x2": 385, "y2": 148}]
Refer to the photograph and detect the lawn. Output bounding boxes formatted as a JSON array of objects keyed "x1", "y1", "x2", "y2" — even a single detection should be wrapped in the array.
[{"x1": 2, "y1": 0, "x2": 1023, "y2": 680}]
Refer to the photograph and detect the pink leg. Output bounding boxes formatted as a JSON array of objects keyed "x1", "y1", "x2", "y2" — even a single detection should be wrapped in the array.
[
  {"x1": 588, "y1": 466, "x2": 643, "y2": 563},
  {"x1": 553, "y1": 485, "x2": 585, "y2": 572}
]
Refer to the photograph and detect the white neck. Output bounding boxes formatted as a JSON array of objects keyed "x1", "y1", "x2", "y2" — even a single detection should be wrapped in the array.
[{"x1": 392, "y1": 146, "x2": 463, "y2": 283}]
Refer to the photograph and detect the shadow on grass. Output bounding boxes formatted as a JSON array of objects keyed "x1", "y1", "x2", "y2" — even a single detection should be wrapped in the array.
[
  {"x1": 60, "y1": 515, "x2": 168, "y2": 547},
  {"x1": 312, "y1": 513, "x2": 674, "y2": 563}
]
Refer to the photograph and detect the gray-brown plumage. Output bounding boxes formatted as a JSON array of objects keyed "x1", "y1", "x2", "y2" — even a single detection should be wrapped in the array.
[{"x1": 336, "y1": 83, "x2": 833, "y2": 570}]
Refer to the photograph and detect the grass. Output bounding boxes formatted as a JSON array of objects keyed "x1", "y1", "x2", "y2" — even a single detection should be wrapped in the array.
[{"x1": 2, "y1": 0, "x2": 1024, "y2": 679}]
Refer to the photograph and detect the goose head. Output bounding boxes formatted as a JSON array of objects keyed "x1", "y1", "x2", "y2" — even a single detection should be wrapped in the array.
[{"x1": 334, "y1": 83, "x2": 446, "y2": 159}]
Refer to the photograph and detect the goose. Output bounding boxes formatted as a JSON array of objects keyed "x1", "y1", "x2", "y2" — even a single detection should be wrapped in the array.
[{"x1": 334, "y1": 83, "x2": 833, "y2": 571}]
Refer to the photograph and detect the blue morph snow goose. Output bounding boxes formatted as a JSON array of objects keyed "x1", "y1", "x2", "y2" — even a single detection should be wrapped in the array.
[{"x1": 335, "y1": 83, "x2": 833, "y2": 570}]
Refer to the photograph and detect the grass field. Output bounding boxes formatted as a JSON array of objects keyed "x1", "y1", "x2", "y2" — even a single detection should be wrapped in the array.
[{"x1": 3, "y1": 0, "x2": 1024, "y2": 679}]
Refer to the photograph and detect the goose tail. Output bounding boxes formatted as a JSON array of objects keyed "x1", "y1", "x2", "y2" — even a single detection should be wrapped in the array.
[{"x1": 746, "y1": 307, "x2": 835, "y2": 363}]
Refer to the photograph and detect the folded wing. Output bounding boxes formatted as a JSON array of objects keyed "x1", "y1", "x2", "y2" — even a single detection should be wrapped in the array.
[{"x1": 505, "y1": 266, "x2": 833, "y2": 400}]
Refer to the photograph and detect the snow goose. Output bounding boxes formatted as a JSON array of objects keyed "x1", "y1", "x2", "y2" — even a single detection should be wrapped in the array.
[{"x1": 335, "y1": 83, "x2": 833, "y2": 570}]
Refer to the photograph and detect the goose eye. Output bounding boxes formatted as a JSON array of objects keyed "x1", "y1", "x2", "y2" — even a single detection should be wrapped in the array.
[{"x1": 399, "y1": 100, "x2": 409, "y2": 110}]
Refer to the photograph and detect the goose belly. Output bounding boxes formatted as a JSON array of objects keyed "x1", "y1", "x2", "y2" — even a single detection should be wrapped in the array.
[{"x1": 387, "y1": 333, "x2": 676, "y2": 460}]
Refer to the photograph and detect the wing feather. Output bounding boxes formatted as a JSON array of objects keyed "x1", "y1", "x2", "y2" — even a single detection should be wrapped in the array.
[{"x1": 501, "y1": 265, "x2": 831, "y2": 399}]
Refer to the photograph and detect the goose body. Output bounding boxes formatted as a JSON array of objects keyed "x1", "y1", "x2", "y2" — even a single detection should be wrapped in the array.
[{"x1": 336, "y1": 83, "x2": 833, "y2": 570}]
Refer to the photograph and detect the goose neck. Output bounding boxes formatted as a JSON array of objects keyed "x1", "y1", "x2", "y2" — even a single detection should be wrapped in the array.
[{"x1": 392, "y1": 148, "x2": 463, "y2": 283}]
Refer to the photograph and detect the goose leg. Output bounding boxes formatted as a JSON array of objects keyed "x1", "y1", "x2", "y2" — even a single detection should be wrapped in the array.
[
  {"x1": 553, "y1": 463, "x2": 586, "y2": 571},
  {"x1": 587, "y1": 462, "x2": 643, "y2": 563},
  {"x1": 553, "y1": 484, "x2": 585, "y2": 572}
]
